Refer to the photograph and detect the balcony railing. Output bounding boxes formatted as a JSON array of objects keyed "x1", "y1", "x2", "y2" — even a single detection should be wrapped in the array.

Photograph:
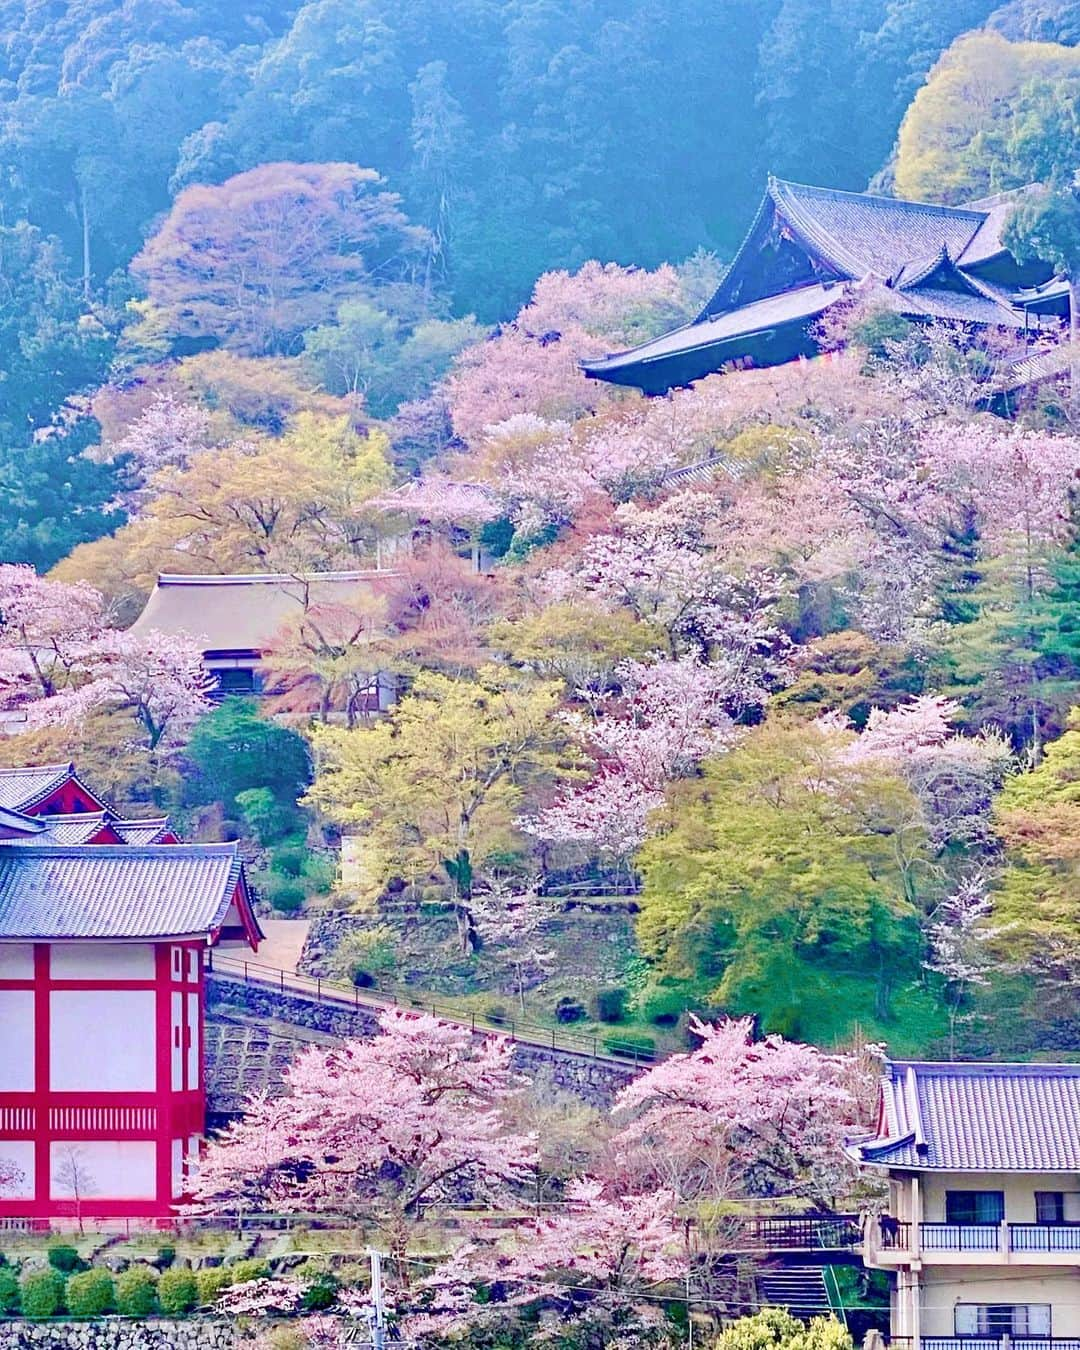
[
  {"x1": 921, "y1": 1339, "x2": 1080, "y2": 1350},
  {"x1": 1010, "y1": 1223, "x2": 1080, "y2": 1253},
  {"x1": 922, "y1": 1223, "x2": 1001, "y2": 1252}
]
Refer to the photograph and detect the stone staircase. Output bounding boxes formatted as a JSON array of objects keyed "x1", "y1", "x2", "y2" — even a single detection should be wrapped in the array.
[{"x1": 756, "y1": 1264, "x2": 833, "y2": 1319}]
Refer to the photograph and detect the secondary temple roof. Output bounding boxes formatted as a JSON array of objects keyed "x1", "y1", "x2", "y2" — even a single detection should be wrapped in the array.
[
  {"x1": 131, "y1": 571, "x2": 387, "y2": 655},
  {"x1": 848, "y1": 1060, "x2": 1080, "y2": 1172}
]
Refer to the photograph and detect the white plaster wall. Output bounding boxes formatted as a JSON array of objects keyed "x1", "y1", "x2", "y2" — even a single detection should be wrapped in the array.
[
  {"x1": 171, "y1": 1139, "x2": 183, "y2": 1198},
  {"x1": 0, "y1": 945, "x2": 33, "y2": 980},
  {"x1": 50, "y1": 1141, "x2": 156, "y2": 1201},
  {"x1": 186, "y1": 992, "x2": 199, "y2": 1090},
  {"x1": 0, "y1": 1140, "x2": 34, "y2": 1199},
  {"x1": 921, "y1": 1172, "x2": 1080, "y2": 1224},
  {"x1": 922, "y1": 1268, "x2": 1080, "y2": 1337},
  {"x1": 171, "y1": 993, "x2": 183, "y2": 1092},
  {"x1": 0, "y1": 991, "x2": 34, "y2": 1090},
  {"x1": 50, "y1": 944, "x2": 154, "y2": 981},
  {"x1": 50, "y1": 990, "x2": 156, "y2": 1091}
]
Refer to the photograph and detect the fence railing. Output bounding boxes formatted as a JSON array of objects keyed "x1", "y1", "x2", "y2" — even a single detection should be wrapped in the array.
[
  {"x1": 921, "y1": 1223, "x2": 1001, "y2": 1252},
  {"x1": 1010, "y1": 1223, "x2": 1080, "y2": 1252},
  {"x1": 922, "y1": 1340, "x2": 1080, "y2": 1350},
  {"x1": 208, "y1": 952, "x2": 660, "y2": 1066},
  {"x1": 728, "y1": 1213, "x2": 861, "y2": 1251}
]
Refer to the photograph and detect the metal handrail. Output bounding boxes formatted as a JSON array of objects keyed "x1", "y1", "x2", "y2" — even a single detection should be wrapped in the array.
[{"x1": 208, "y1": 951, "x2": 661, "y2": 1066}]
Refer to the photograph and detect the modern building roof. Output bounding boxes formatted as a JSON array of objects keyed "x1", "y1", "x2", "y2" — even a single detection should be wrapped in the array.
[
  {"x1": 0, "y1": 844, "x2": 253, "y2": 942},
  {"x1": 848, "y1": 1060, "x2": 1080, "y2": 1172},
  {"x1": 130, "y1": 571, "x2": 389, "y2": 654}
]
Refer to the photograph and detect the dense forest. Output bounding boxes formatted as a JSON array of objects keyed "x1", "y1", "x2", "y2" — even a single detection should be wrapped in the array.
[{"x1": 6, "y1": 0, "x2": 1080, "y2": 1064}]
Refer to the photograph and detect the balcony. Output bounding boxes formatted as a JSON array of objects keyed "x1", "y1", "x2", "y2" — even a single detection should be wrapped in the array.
[
  {"x1": 875, "y1": 1220, "x2": 1080, "y2": 1260},
  {"x1": 920, "y1": 1340, "x2": 1080, "y2": 1350}
]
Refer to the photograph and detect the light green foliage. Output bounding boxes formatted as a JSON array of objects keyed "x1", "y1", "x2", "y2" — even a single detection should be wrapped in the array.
[
  {"x1": 334, "y1": 926, "x2": 399, "y2": 985},
  {"x1": 20, "y1": 1268, "x2": 66, "y2": 1318},
  {"x1": 114, "y1": 1264, "x2": 159, "y2": 1316},
  {"x1": 195, "y1": 1266, "x2": 233, "y2": 1306},
  {"x1": 65, "y1": 1268, "x2": 115, "y2": 1317},
  {"x1": 236, "y1": 787, "x2": 295, "y2": 846},
  {"x1": 0, "y1": 1266, "x2": 20, "y2": 1313},
  {"x1": 713, "y1": 1309, "x2": 853, "y2": 1350},
  {"x1": 895, "y1": 31, "x2": 1080, "y2": 201},
  {"x1": 994, "y1": 709, "x2": 1080, "y2": 985},
  {"x1": 157, "y1": 1266, "x2": 198, "y2": 1315},
  {"x1": 228, "y1": 1258, "x2": 270, "y2": 1284},
  {"x1": 637, "y1": 720, "x2": 930, "y2": 1040}
]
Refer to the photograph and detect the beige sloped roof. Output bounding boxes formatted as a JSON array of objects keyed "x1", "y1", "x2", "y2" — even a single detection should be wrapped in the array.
[{"x1": 129, "y1": 572, "x2": 390, "y2": 654}]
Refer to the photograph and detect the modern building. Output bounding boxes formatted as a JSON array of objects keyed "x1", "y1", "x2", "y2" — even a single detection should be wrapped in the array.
[
  {"x1": 850, "y1": 1060, "x2": 1080, "y2": 1350},
  {"x1": 0, "y1": 765, "x2": 261, "y2": 1224},
  {"x1": 130, "y1": 571, "x2": 396, "y2": 709},
  {"x1": 583, "y1": 178, "x2": 1062, "y2": 394}
]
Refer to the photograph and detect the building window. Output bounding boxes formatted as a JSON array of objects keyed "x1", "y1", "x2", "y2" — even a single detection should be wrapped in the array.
[
  {"x1": 945, "y1": 1190, "x2": 1005, "y2": 1225},
  {"x1": 955, "y1": 1305, "x2": 1051, "y2": 1337},
  {"x1": 1035, "y1": 1191, "x2": 1080, "y2": 1223}
]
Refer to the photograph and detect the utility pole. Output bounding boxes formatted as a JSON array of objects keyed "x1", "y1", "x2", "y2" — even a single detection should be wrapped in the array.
[{"x1": 367, "y1": 1247, "x2": 387, "y2": 1350}]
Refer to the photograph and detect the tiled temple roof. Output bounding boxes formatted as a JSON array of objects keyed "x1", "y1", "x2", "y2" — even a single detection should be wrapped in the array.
[{"x1": 0, "y1": 844, "x2": 246, "y2": 941}]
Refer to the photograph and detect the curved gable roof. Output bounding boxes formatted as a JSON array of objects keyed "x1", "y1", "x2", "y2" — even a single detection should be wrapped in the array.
[{"x1": 770, "y1": 179, "x2": 986, "y2": 280}]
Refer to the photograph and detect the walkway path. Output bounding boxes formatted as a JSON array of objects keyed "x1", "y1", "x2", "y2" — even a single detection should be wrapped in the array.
[{"x1": 254, "y1": 918, "x2": 310, "y2": 973}]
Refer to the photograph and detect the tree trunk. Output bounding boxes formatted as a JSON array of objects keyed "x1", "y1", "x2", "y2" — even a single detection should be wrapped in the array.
[{"x1": 80, "y1": 181, "x2": 91, "y2": 303}]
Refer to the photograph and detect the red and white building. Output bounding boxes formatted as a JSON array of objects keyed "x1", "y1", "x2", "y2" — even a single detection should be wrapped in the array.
[{"x1": 0, "y1": 764, "x2": 261, "y2": 1223}]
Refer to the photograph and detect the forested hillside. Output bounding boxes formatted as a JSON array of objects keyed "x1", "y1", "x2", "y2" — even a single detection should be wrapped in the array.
[{"x1": 5, "y1": 0, "x2": 1080, "y2": 1064}]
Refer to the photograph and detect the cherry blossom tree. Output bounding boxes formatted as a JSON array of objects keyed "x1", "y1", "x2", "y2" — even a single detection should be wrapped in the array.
[
  {"x1": 408, "y1": 1179, "x2": 684, "y2": 1349},
  {"x1": 925, "y1": 874, "x2": 1001, "y2": 1060},
  {"x1": 0, "y1": 1157, "x2": 25, "y2": 1197},
  {"x1": 108, "y1": 392, "x2": 215, "y2": 507},
  {"x1": 609, "y1": 1016, "x2": 870, "y2": 1211},
  {"x1": 188, "y1": 1009, "x2": 536, "y2": 1278},
  {"x1": 0, "y1": 565, "x2": 107, "y2": 701},
  {"x1": 25, "y1": 628, "x2": 213, "y2": 752},
  {"x1": 443, "y1": 261, "x2": 687, "y2": 443},
  {"x1": 523, "y1": 657, "x2": 741, "y2": 865}
]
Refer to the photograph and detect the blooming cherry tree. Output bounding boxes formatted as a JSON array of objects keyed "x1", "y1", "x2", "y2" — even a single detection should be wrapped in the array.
[
  {"x1": 188, "y1": 1009, "x2": 536, "y2": 1275},
  {"x1": 26, "y1": 628, "x2": 213, "y2": 752},
  {"x1": 610, "y1": 1016, "x2": 869, "y2": 1210},
  {"x1": 0, "y1": 565, "x2": 108, "y2": 701}
]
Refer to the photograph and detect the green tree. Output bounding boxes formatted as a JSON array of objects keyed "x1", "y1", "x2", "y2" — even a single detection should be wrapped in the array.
[
  {"x1": 714, "y1": 1309, "x2": 853, "y2": 1350},
  {"x1": 993, "y1": 708, "x2": 1080, "y2": 1009},
  {"x1": 306, "y1": 666, "x2": 573, "y2": 947},
  {"x1": 185, "y1": 698, "x2": 311, "y2": 817},
  {"x1": 636, "y1": 720, "x2": 929, "y2": 1039}
]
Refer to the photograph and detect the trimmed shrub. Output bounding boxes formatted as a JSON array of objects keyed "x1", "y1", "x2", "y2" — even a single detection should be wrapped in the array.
[
  {"x1": 229, "y1": 1258, "x2": 270, "y2": 1285},
  {"x1": 554, "y1": 997, "x2": 586, "y2": 1024},
  {"x1": 196, "y1": 1266, "x2": 232, "y2": 1306},
  {"x1": 115, "y1": 1265, "x2": 159, "y2": 1316},
  {"x1": 592, "y1": 987, "x2": 628, "y2": 1023},
  {"x1": 158, "y1": 1266, "x2": 198, "y2": 1315},
  {"x1": 21, "y1": 1268, "x2": 66, "y2": 1318},
  {"x1": 46, "y1": 1243, "x2": 81, "y2": 1273},
  {"x1": 66, "y1": 1269, "x2": 115, "y2": 1317},
  {"x1": 0, "y1": 1266, "x2": 20, "y2": 1313},
  {"x1": 602, "y1": 1029, "x2": 656, "y2": 1059},
  {"x1": 268, "y1": 879, "x2": 306, "y2": 914},
  {"x1": 270, "y1": 844, "x2": 306, "y2": 877},
  {"x1": 302, "y1": 1271, "x2": 339, "y2": 1311}
]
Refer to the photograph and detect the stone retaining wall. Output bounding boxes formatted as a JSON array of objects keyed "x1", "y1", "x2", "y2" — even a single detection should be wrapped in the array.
[
  {"x1": 206, "y1": 974, "x2": 638, "y2": 1107},
  {"x1": 0, "y1": 1319, "x2": 240, "y2": 1350}
]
